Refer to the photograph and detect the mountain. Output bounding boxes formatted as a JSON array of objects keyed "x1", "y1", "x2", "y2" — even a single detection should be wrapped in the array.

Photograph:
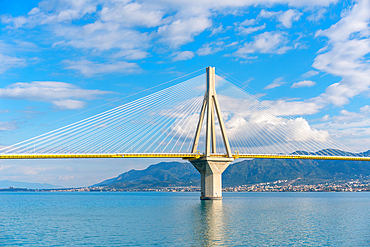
[
  {"x1": 93, "y1": 162, "x2": 200, "y2": 189},
  {"x1": 291, "y1": 148, "x2": 370, "y2": 157},
  {"x1": 0, "y1": 180, "x2": 62, "y2": 189},
  {"x1": 93, "y1": 158, "x2": 370, "y2": 189},
  {"x1": 223, "y1": 159, "x2": 370, "y2": 186}
]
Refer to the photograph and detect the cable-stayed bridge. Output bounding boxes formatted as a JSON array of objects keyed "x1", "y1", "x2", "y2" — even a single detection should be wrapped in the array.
[{"x1": 1, "y1": 67, "x2": 369, "y2": 199}]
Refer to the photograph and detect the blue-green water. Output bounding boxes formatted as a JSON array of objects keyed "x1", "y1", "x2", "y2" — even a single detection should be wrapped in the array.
[{"x1": 1, "y1": 192, "x2": 369, "y2": 246}]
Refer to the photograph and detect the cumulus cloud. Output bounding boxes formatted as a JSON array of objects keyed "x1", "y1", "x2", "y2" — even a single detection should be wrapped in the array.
[
  {"x1": 331, "y1": 106, "x2": 370, "y2": 124},
  {"x1": 0, "y1": 0, "x2": 337, "y2": 63},
  {"x1": 312, "y1": 105, "x2": 370, "y2": 151},
  {"x1": 157, "y1": 17, "x2": 212, "y2": 48},
  {"x1": 291, "y1": 80, "x2": 316, "y2": 88},
  {"x1": 313, "y1": 0, "x2": 370, "y2": 106},
  {"x1": 259, "y1": 9, "x2": 302, "y2": 28},
  {"x1": 210, "y1": 25, "x2": 224, "y2": 36},
  {"x1": 164, "y1": 93, "x2": 333, "y2": 154},
  {"x1": 264, "y1": 77, "x2": 287, "y2": 89},
  {"x1": 235, "y1": 31, "x2": 291, "y2": 58},
  {"x1": 53, "y1": 22, "x2": 150, "y2": 52},
  {"x1": 160, "y1": 75, "x2": 336, "y2": 154},
  {"x1": 0, "y1": 81, "x2": 111, "y2": 110},
  {"x1": 52, "y1": 99, "x2": 86, "y2": 110},
  {"x1": 0, "y1": 121, "x2": 18, "y2": 131},
  {"x1": 259, "y1": 9, "x2": 277, "y2": 18},
  {"x1": 100, "y1": 2, "x2": 164, "y2": 28},
  {"x1": 278, "y1": 9, "x2": 302, "y2": 28},
  {"x1": 64, "y1": 60, "x2": 140, "y2": 77},
  {"x1": 321, "y1": 114, "x2": 330, "y2": 121},
  {"x1": 307, "y1": 8, "x2": 327, "y2": 22},
  {"x1": 237, "y1": 24, "x2": 266, "y2": 35},
  {"x1": 112, "y1": 49, "x2": 149, "y2": 60},
  {"x1": 217, "y1": 95, "x2": 332, "y2": 153},
  {"x1": 197, "y1": 40, "x2": 227, "y2": 56},
  {"x1": 173, "y1": 51, "x2": 195, "y2": 61},
  {"x1": 302, "y1": 70, "x2": 319, "y2": 77},
  {"x1": 260, "y1": 99, "x2": 324, "y2": 116},
  {"x1": 239, "y1": 19, "x2": 256, "y2": 26},
  {"x1": 0, "y1": 54, "x2": 26, "y2": 74},
  {"x1": 252, "y1": 0, "x2": 370, "y2": 144}
]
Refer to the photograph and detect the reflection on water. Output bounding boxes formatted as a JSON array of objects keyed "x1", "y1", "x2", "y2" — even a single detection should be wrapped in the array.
[{"x1": 192, "y1": 200, "x2": 230, "y2": 246}]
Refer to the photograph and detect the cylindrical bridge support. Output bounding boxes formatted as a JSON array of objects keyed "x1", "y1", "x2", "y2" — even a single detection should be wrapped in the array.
[{"x1": 190, "y1": 157, "x2": 233, "y2": 200}]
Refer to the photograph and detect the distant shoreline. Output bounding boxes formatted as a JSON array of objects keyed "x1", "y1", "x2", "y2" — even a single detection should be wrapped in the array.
[{"x1": 1, "y1": 187, "x2": 369, "y2": 193}]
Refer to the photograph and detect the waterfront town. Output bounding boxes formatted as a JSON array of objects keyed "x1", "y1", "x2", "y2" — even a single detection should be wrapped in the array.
[
  {"x1": 3, "y1": 179, "x2": 369, "y2": 192},
  {"x1": 76, "y1": 179, "x2": 370, "y2": 192}
]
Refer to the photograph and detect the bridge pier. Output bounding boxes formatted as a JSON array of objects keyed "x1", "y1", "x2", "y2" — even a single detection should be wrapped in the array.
[{"x1": 191, "y1": 157, "x2": 233, "y2": 200}]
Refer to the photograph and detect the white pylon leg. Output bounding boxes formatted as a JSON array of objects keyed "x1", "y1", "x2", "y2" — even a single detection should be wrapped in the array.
[{"x1": 190, "y1": 67, "x2": 234, "y2": 200}]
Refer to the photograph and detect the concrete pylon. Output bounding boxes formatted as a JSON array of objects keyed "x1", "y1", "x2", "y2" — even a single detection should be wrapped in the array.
[{"x1": 190, "y1": 67, "x2": 234, "y2": 200}]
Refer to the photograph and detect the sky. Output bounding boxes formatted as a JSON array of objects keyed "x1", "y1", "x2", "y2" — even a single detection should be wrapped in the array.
[{"x1": 1, "y1": 0, "x2": 370, "y2": 187}]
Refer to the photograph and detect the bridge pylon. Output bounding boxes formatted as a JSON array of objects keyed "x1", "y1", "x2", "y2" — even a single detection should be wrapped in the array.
[{"x1": 190, "y1": 67, "x2": 234, "y2": 200}]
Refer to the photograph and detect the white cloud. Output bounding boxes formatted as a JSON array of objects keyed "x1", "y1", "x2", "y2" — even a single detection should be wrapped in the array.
[
  {"x1": 307, "y1": 8, "x2": 327, "y2": 22},
  {"x1": 278, "y1": 9, "x2": 302, "y2": 28},
  {"x1": 330, "y1": 106, "x2": 370, "y2": 124},
  {"x1": 0, "y1": 54, "x2": 26, "y2": 74},
  {"x1": 0, "y1": 81, "x2": 111, "y2": 109},
  {"x1": 302, "y1": 70, "x2": 319, "y2": 77},
  {"x1": 332, "y1": 109, "x2": 363, "y2": 123},
  {"x1": 53, "y1": 22, "x2": 150, "y2": 52},
  {"x1": 210, "y1": 25, "x2": 224, "y2": 36},
  {"x1": 313, "y1": 0, "x2": 370, "y2": 106},
  {"x1": 64, "y1": 60, "x2": 140, "y2": 77},
  {"x1": 237, "y1": 24, "x2": 266, "y2": 35},
  {"x1": 164, "y1": 92, "x2": 334, "y2": 154},
  {"x1": 291, "y1": 80, "x2": 316, "y2": 88},
  {"x1": 157, "y1": 17, "x2": 212, "y2": 48},
  {"x1": 312, "y1": 106, "x2": 370, "y2": 151},
  {"x1": 235, "y1": 31, "x2": 291, "y2": 58},
  {"x1": 259, "y1": 9, "x2": 278, "y2": 18},
  {"x1": 216, "y1": 94, "x2": 332, "y2": 153},
  {"x1": 321, "y1": 114, "x2": 330, "y2": 121},
  {"x1": 240, "y1": 19, "x2": 255, "y2": 26},
  {"x1": 0, "y1": 121, "x2": 18, "y2": 131},
  {"x1": 261, "y1": 99, "x2": 323, "y2": 116},
  {"x1": 52, "y1": 99, "x2": 86, "y2": 110},
  {"x1": 264, "y1": 77, "x2": 286, "y2": 89},
  {"x1": 100, "y1": 2, "x2": 164, "y2": 28},
  {"x1": 112, "y1": 49, "x2": 149, "y2": 60},
  {"x1": 197, "y1": 41, "x2": 226, "y2": 56},
  {"x1": 259, "y1": 9, "x2": 302, "y2": 28},
  {"x1": 0, "y1": 0, "x2": 338, "y2": 72},
  {"x1": 173, "y1": 51, "x2": 195, "y2": 61},
  {"x1": 315, "y1": 1, "x2": 370, "y2": 43}
]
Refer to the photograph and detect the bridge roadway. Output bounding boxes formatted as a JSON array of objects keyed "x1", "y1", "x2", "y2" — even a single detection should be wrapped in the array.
[{"x1": 1, "y1": 153, "x2": 370, "y2": 161}]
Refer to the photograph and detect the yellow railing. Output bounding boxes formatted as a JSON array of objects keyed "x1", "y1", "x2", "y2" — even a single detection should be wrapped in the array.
[{"x1": 1, "y1": 153, "x2": 370, "y2": 161}]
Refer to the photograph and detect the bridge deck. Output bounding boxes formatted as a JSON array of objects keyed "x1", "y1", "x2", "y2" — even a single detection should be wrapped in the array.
[{"x1": 1, "y1": 153, "x2": 370, "y2": 161}]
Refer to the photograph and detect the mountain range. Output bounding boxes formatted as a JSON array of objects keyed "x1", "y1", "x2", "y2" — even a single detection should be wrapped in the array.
[
  {"x1": 93, "y1": 156, "x2": 370, "y2": 189},
  {"x1": 0, "y1": 180, "x2": 62, "y2": 189}
]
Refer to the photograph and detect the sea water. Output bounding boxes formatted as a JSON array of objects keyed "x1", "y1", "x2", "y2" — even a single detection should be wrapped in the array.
[{"x1": 0, "y1": 192, "x2": 369, "y2": 246}]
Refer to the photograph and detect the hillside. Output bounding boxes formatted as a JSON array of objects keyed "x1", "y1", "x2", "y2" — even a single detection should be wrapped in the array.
[
  {"x1": 93, "y1": 162, "x2": 199, "y2": 189},
  {"x1": 93, "y1": 158, "x2": 370, "y2": 189},
  {"x1": 223, "y1": 159, "x2": 370, "y2": 186}
]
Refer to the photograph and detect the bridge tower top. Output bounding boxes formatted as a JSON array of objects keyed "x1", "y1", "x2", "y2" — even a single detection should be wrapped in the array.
[{"x1": 191, "y1": 67, "x2": 232, "y2": 158}]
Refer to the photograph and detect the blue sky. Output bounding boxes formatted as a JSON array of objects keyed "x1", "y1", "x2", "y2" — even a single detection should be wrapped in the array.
[{"x1": 1, "y1": 0, "x2": 370, "y2": 187}]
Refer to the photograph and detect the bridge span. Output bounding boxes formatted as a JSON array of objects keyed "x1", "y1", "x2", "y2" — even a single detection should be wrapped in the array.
[{"x1": 1, "y1": 67, "x2": 368, "y2": 199}]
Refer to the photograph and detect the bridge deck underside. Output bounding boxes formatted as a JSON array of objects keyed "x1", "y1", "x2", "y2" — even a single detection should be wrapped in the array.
[{"x1": 1, "y1": 153, "x2": 370, "y2": 161}]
